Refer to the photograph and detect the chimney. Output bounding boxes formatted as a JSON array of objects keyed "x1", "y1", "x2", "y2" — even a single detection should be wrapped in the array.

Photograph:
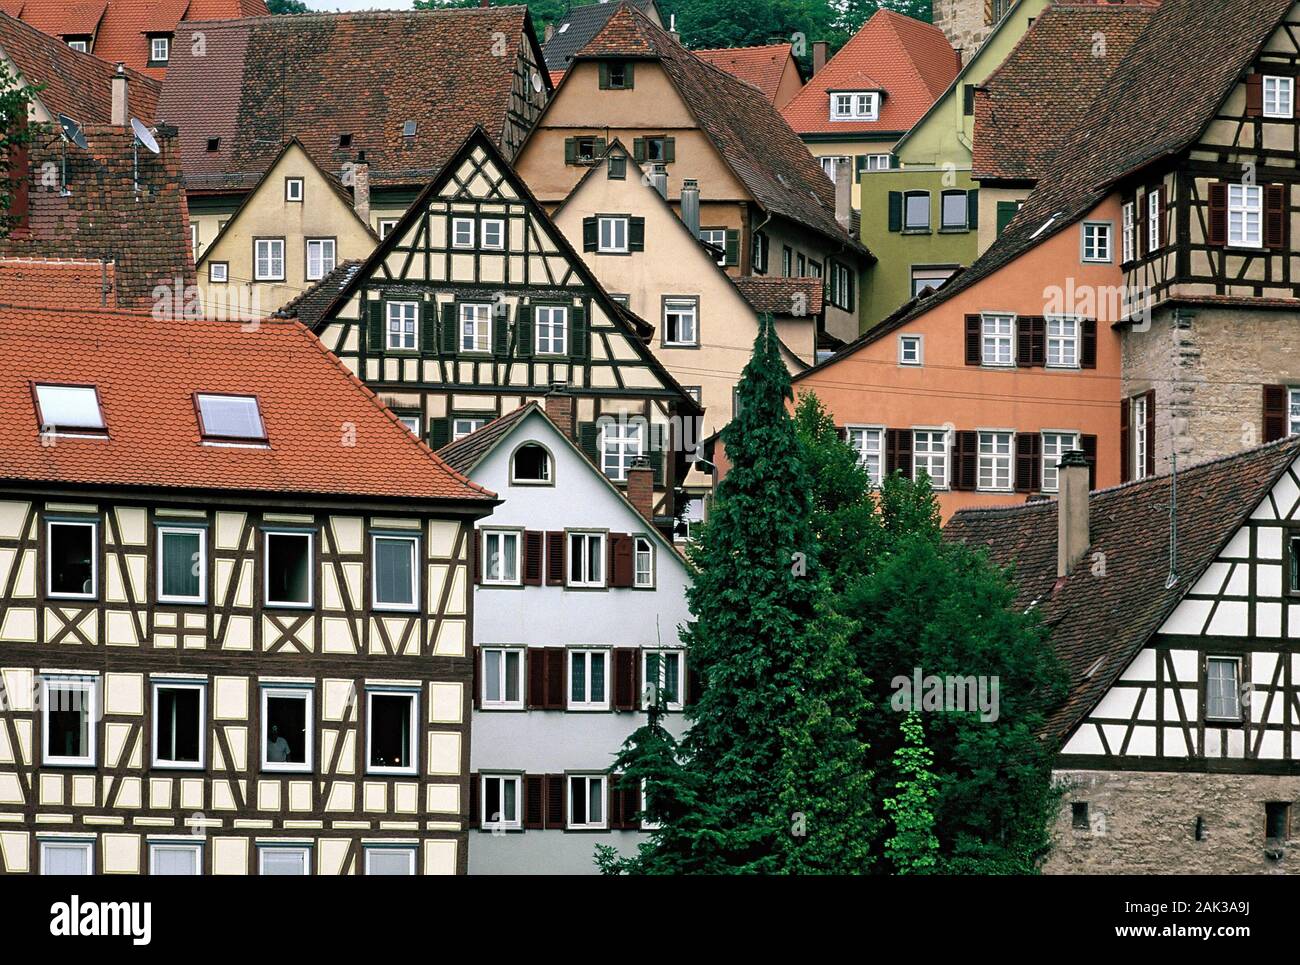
[
  {"x1": 648, "y1": 163, "x2": 668, "y2": 199},
  {"x1": 834, "y1": 156, "x2": 851, "y2": 231},
  {"x1": 1056, "y1": 450, "x2": 1091, "y2": 578},
  {"x1": 544, "y1": 386, "x2": 574, "y2": 438},
  {"x1": 353, "y1": 150, "x2": 370, "y2": 223},
  {"x1": 668, "y1": 13, "x2": 680, "y2": 44},
  {"x1": 627, "y1": 456, "x2": 655, "y2": 521},
  {"x1": 111, "y1": 63, "x2": 129, "y2": 127},
  {"x1": 544, "y1": 23, "x2": 554, "y2": 42},
  {"x1": 680, "y1": 178, "x2": 700, "y2": 238},
  {"x1": 812, "y1": 41, "x2": 827, "y2": 75}
]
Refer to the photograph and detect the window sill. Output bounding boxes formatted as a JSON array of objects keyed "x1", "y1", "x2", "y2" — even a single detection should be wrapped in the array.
[
  {"x1": 479, "y1": 704, "x2": 527, "y2": 712},
  {"x1": 480, "y1": 582, "x2": 525, "y2": 589},
  {"x1": 566, "y1": 705, "x2": 612, "y2": 713},
  {"x1": 158, "y1": 596, "x2": 207, "y2": 606},
  {"x1": 373, "y1": 604, "x2": 420, "y2": 613},
  {"x1": 42, "y1": 760, "x2": 97, "y2": 769},
  {"x1": 152, "y1": 762, "x2": 206, "y2": 771},
  {"x1": 662, "y1": 342, "x2": 700, "y2": 350},
  {"x1": 902, "y1": 228, "x2": 932, "y2": 235},
  {"x1": 260, "y1": 765, "x2": 313, "y2": 775},
  {"x1": 254, "y1": 277, "x2": 286, "y2": 283},
  {"x1": 47, "y1": 592, "x2": 98, "y2": 602},
  {"x1": 939, "y1": 226, "x2": 970, "y2": 234},
  {"x1": 264, "y1": 601, "x2": 313, "y2": 610},
  {"x1": 1205, "y1": 718, "x2": 1245, "y2": 728}
]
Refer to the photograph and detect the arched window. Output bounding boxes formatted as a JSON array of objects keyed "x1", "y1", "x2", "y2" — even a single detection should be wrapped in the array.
[{"x1": 511, "y1": 443, "x2": 552, "y2": 484}]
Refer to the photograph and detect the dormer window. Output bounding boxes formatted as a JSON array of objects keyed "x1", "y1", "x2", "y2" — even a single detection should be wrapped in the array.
[
  {"x1": 195, "y1": 393, "x2": 267, "y2": 444},
  {"x1": 149, "y1": 35, "x2": 171, "y2": 65},
  {"x1": 33, "y1": 384, "x2": 106, "y2": 435},
  {"x1": 830, "y1": 91, "x2": 879, "y2": 122},
  {"x1": 66, "y1": 38, "x2": 90, "y2": 53}
]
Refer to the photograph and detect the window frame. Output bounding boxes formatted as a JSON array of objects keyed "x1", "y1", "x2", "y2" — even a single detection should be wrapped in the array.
[
  {"x1": 910, "y1": 266, "x2": 954, "y2": 298},
  {"x1": 480, "y1": 218, "x2": 506, "y2": 251},
  {"x1": 151, "y1": 679, "x2": 207, "y2": 771},
  {"x1": 1131, "y1": 393, "x2": 1149, "y2": 481},
  {"x1": 1121, "y1": 202, "x2": 1136, "y2": 263},
  {"x1": 566, "y1": 531, "x2": 607, "y2": 589},
  {"x1": 458, "y1": 302, "x2": 492, "y2": 354},
  {"x1": 32, "y1": 382, "x2": 107, "y2": 436},
  {"x1": 260, "y1": 685, "x2": 314, "y2": 774},
  {"x1": 41, "y1": 675, "x2": 97, "y2": 768},
  {"x1": 258, "y1": 844, "x2": 312, "y2": 875},
  {"x1": 452, "y1": 416, "x2": 488, "y2": 440},
  {"x1": 1046, "y1": 314, "x2": 1081, "y2": 369},
  {"x1": 253, "y1": 237, "x2": 286, "y2": 281},
  {"x1": 1041, "y1": 431, "x2": 1079, "y2": 494},
  {"x1": 662, "y1": 296, "x2": 699, "y2": 347},
  {"x1": 385, "y1": 300, "x2": 419, "y2": 352},
  {"x1": 263, "y1": 529, "x2": 314, "y2": 609},
  {"x1": 378, "y1": 219, "x2": 399, "y2": 239},
  {"x1": 642, "y1": 648, "x2": 684, "y2": 711},
  {"x1": 149, "y1": 839, "x2": 202, "y2": 876},
  {"x1": 1263, "y1": 75, "x2": 1295, "y2": 119},
  {"x1": 912, "y1": 428, "x2": 949, "y2": 490},
  {"x1": 829, "y1": 90, "x2": 879, "y2": 121},
  {"x1": 365, "y1": 688, "x2": 418, "y2": 777},
  {"x1": 481, "y1": 528, "x2": 521, "y2": 586},
  {"x1": 1228, "y1": 183, "x2": 1264, "y2": 248},
  {"x1": 364, "y1": 845, "x2": 417, "y2": 875},
  {"x1": 480, "y1": 647, "x2": 525, "y2": 709},
  {"x1": 846, "y1": 425, "x2": 885, "y2": 487},
  {"x1": 898, "y1": 334, "x2": 923, "y2": 366},
  {"x1": 599, "y1": 419, "x2": 644, "y2": 482},
  {"x1": 976, "y1": 430, "x2": 1014, "y2": 492},
  {"x1": 1205, "y1": 655, "x2": 1243, "y2": 724},
  {"x1": 940, "y1": 189, "x2": 969, "y2": 230},
  {"x1": 633, "y1": 536, "x2": 655, "y2": 589},
  {"x1": 371, "y1": 532, "x2": 420, "y2": 612},
  {"x1": 149, "y1": 35, "x2": 170, "y2": 65},
  {"x1": 980, "y1": 313, "x2": 1015, "y2": 367},
  {"x1": 567, "y1": 773, "x2": 608, "y2": 829},
  {"x1": 156, "y1": 524, "x2": 207, "y2": 605},
  {"x1": 194, "y1": 392, "x2": 267, "y2": 445},
  {"x1": 597, "y1": 215, "x2": 629, "y2": 253},
  {"x1": 40, "y1": 838, "x2": 94, "y2": 875},
  {"x1": 481, "y1": 773, "x2": 523, "y2": 830},
  {"x1": 1081, "y1": 221, "x2": 1113, "y2": 263},
  {"x1": 46, "y1": 518, "x2": 98, "y2": 600},
  {"x1": 1147, "y1": 190, "x2": 1161, "y2": 254},
  {"x1": 209, "y1": 261, "x2": 229, "y2": 284},
  {"x1": 568, "y1": 648, "x2": 610, "y2": 710},
  {"x1": 674, "y1": 494, "x2": 705, "y2": 544},
  {"x1": 510, "y1": 442, "x2": 553, "y2": 485},
  {"x1": 284, "y1": 177, "x2": 304, "y2": 203},
  {"x1": 533, "y1": 303, "x2": 568, "y2": 356},
  {"x1": 305, "y1": 237, "x2": 336, "y2": 282},
  {"x1": 451, "y1": 217, "x2": 476, "y2": 249},
  {"x1": 903, "y1": 191, "x2": 931, "y2": 231}
]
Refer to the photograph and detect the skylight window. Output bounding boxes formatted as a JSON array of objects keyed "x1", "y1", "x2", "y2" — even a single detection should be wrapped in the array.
[
  {"x1": 195, "y1": 393, "x2": 266, "y2": 443},
  {"x1": 33, "y1": 384, "x2": 106, "y2": 434},
  {"x1": 402, "y1": 120, "x2": 417, "y2": 138},
  {"x1": 1030, "y1": 213, "x2": 1062, "y2": 240}
]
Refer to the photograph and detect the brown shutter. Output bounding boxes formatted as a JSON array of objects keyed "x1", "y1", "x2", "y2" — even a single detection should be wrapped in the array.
[
  {"x1": 527, "y1": 648, "x2": 545, "y2": 708},
  {"x1": 885, "y1": 428, "x2": 913, "y2": 479},
  {"x1": 468, "y1": 773, "x2": 480, "y2": 829},
  {"x1": 1080, "y1": 319, "x2": 1097, "y2": 369},
  {"x1": 545, "y1": 647, "x2": 566, "y2": 709},
  {"x1": 545, "y1": 531, "x2": 565, "y2": 585},
  {"x1": 524, "y1": 774, "x2": 545, "y2": 829},
  {"x1": 1014, "y1": 433, "x2": 1042, "y2": 493},
  {"x1": 1266, "y1": 184, "x2": 1288, "y2": 250},
  {"x1": 610, "y1": 534, "x2": 633, "y2": 588},
  {"x1": 1247, "y1": 73, "x2": 1264, "y2": 116},
  {"x1": 471, "y1": 528, "x2": 481, "y2": 585},
  {"x1": 544, "y1": 774, "x2": 566, "y2": 829},
  {"x1": 1264, "y1": 384, "x2": 1290, "y2": 442},
  {"x1": 1144, "y1": 388, "x2": 1156, "y2": 478},
  {"x1": 964, "y1": 314, "x2": 981, "y2": 365},
  {"x1": 472, "y1": 647, "x2": 482, "y2": 709},
  {"x1": 951, "y1": 431, "x2": 977, "y2": 491},
  {"x1": 613, "y1": 648, "x2": 638, "y2": 710},
  {"x1": 523, "y1": 531, "x2": 544, "y2": 586},
  {"x1": 1081, "y1": 434, "x2": 1098, "y2": 490},
  {"x1": 1120, "y1": 396, "x2": 1131, "y2": 483},
  {"x1": 1207, "y1": 182, "x2": 1228, "y2": 246},
  {"x1": 1015, "y1": 316, "x2": 1045, "y2": 367}
]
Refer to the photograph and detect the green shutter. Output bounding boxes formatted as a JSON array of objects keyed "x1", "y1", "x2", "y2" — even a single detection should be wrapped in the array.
[
  {"x1": 578, "y1": 422, "x2": 600, "y2": 464},
  {"x1": 633, "y1": 138, "x2": 646, "y2": 163},
  {"x1": 517, "y1": 305, "x2": 534, "y2": 358},
  {"x1": 582, "y1": 216, "x2": 598, "y2": 252},
  {"x1": 593, "y1": 137, "x2": 607, "y2": 159},
  {"x1": 366, "y1": 300, "x2": 384, "y2": 354},
  {"x1": 598, "y1": 62, "x2": 610, "y2": 89},
  {"x1": 889, "y1": 153, "x2": 900, "y2": 169},
  {"x1": 571, "y1": 303, "x2": 589, "y2": 360},
  {"x1": 724, "y1": 229, "x2": 739, "y2": 266},
  {"x1": 419, "y1": 301, "x2": 436, "y2": 355},
  {"x1": 996, "y1": 200, "x2": 1018, "y2": 236},
  {"x1": 855, "y1": 155, "x2": 867, "y2": 183},
  {"x1": 967, "y1": 189, "x2": 979, "y2": 230},
  {"x1": 492, "y1": 305, "x2": 509, "y2": 356},
  {"x1": 628, "y1": 217, "x2": 645, "y2": 252},
  {"x1": 663, "y1": 138, "x2": 675, "y2": 163},
  {"x1": 440, "y1": 302, "x2": 457, "y2": 354},
  {"x1": 565, "y1": 137, "x2": 578, "y2": 165},
  {"x1": 427, "y1": 417, "x2": 451, "y2": 451},
  {"x1": 888, "y1": 191, "x2": 903, "y2": 232},
  {"x1": 624, "y1": 61, "x2": 634, "y2": 88}
]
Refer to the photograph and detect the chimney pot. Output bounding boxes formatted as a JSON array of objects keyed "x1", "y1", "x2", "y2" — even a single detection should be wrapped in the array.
[
  {"x1": 627, "y1": 455, "x2": 655, "y2": 521},
  {"x1": 680, "y1": 178, "x2": 700, "y2": 239},
  {"x1": 649, "y1": 163, "x2": 668, "y2": 199},
  {"x1": 111, "y1": 63, "x2": 129, "y2": 127},
  {"x1": 1057, "y1": 450, "x2": 1091, "y2": 578}
]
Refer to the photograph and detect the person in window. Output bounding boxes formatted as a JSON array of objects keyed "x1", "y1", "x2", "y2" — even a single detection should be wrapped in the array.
[{"x1": 267, "y1": 724, "x2": 292, "y2": 763}]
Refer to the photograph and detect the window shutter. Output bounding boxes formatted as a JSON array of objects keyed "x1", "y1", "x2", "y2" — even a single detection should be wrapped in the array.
[
  {"x1": 952, "y1": 431, "x2": 978, "y2": 491},
  {"x1": 1016, "y1": 317, "x2": 1032, "y2": 367},
  {"x1": 724, "y1": 229, "x2": 739, "y2": 266},
  {"x1": 649, "y1": 423, "x2": 665, "y2": 486},
  {"x1": 1154, "y1": 186, "x2": 1165, "y2": 249},
  {"x1": 996, "y1": 200, "x2": 1018, "y2": 236},
  {"x1": 633, "y1": 138, "x2": 646, "y2": 163},
  {"x1": 663, "y1": 138, "x2": 675, "y2": 163},
  {"x1": 472, "y1": 647, "x2": 482, "y2": 709},
  {"x1": 598, "y1": 61, "x2": 610, "y2": 88},
  {"x1": 582, "y1": 216, "x2": 597, "y2": 252},
  {"x1": 564, "y1": 137, "x2": 577, "y2": 165},
  {"x1": 967, "y1": 189, "x2": 979, "y2": 229},
  {"x1": 1207, "y1": 182, "x2": 1228, "y2": 246},
  {"x1": 613, "y1": 648, "x2": 638, "y2": 710},
  {"x1": 440, "y1": 302, "x2": 457, "y2": 354},
  {"x1": 1119, "y1": 396, "x2": 1131, "y2": 483},
  {"x1": 855, "y1": 155, "x2": 866, "y2": 183},
  {"x1": 610, "y1": 534, "x2": 633, "y2": 587},
  {"x1": 608, "y1": 774, "x2": 625, "y2": 828},
  {"x1": 888, "y1": 191, "x2": 903, "y2": 232},
  {"x1": 1014, "y1": 433, "x2": 1042, "y2": 493},
  {"x1": 516, "y1": 306, "x2": 534, "y2": 358},
  {"x1": 889, "y1": 153, "x2": 900, "y2": 169},
  {"x1": 492, "y1": 308, "x2": 510, "y2": 356},
  {"x1": 471, "y1": 527, "x2": 481, "y2": 585},
  {"x1": 1264, "y1": 384, "x2": 1289, "y2": 442},
  {"x1": 523, "y1": 531, "x2": 544, "y2": 585},
  {"x1": 419, "y1": 301, "x2": 436, "y2": 355},
  {"x1": 1247, "y1": 73, "x2": 1263, "y2": 116},
  {"x1": 1137, "y1": 191, "x2": 1148, "y2": 255},
  {"x1": 545, "y1": 647, "x2": 566, "y2": 709},
  {"x1": 885, "y1": 428, "x2": 912, "y2": 479},
  {"x1": 629, "y1": 217, "x2": 645, "y2": 252},
  {"x1": 545, "y1": 531, "x2": 565, "y2": 586},
  {"x1": 427, "y1": 417, "x2": 450, "y2": 451},
  {"x1": 965, "y1": 314, "x2": 981, "y2": 365},
  {"x1": 468, "y1": 773, "x2": 479, "y2": 829},
  {"x1": 1030, "y1": 316, "x2": 1046, "y2": 366},
  {"x1": 527, "y1": 648, "x2": 545, "y2": 707},
  {"x1": 963, "y1": 83, "x2": 975, "y2": 115},
  {"x1": 544, "y1": 774, "x2": 565, "y2": 829},
  {"x1": 578, "y1": 421, "x2": 600, "y2": 466},
  {"x1": 524, "y1": 774, "x2": 545, "y2": 829},
  {"x1": 1144, "y1": 388, "x2": 1156, "y2": 478},
  {"x1": 593, "y1": 137, "x2": 607, "y2": 159},
  {"x1": 1266, "y1": 184, "x2": 1287, "y2": 250},
  {"x1": 1081, "y1": 434, "x2": 1098, "y2": 489},
  {"x1": 571, "y1": 304, "x2": 589, "y2": 360},
  {"x1": 367, "y1": 300, "x2": 384, "y2": 354},
  {"x1": 1081, "y1": 318, "x2": 1097, "y2": 369},
  {"x1": 624, "y1": 61, "x2": 634, "y2": 87}
]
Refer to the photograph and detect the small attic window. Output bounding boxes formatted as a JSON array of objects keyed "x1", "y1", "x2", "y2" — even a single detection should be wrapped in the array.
[
  {"x1": 558, "y1": 22, "x2": 570, "y2": 33},
  {"x1": 206, "y1": 137, "x2": 220, "y2": 152},
  {"x1": 33, "y1": 384, "x2": 106, "y2": 434},
  {"x1": 195, "y1": 393, "x2": 266, "y2": 443},
  {"x1": 511, "y1": 443, "x2": 553, "y2": 485},
  {"x1": 1031, "y1": 213, "x2": 1062, "y2": 240},
  {"x1": 402, "y1": 120, "x2": 417, "y2": 138},
  {"x1": 339, "y1": 133, "x2": 352, "y2": 149}
]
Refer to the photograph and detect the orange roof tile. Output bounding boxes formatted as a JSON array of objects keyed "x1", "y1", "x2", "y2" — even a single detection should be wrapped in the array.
[
  {"x1": 0, "y1": 258, "x2": 117, "y2": 308},
  {"x1": 0, "y1": 304, "x2": 495, "y2": 503},
  {"x1": 781, "y1": 9, "x2": 959, "y2": 136},
  {"x1": 695, "y1": 43, "x2": 795, "y2": 104}
]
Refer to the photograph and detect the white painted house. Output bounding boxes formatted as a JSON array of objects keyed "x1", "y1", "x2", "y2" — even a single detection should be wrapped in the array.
[{"x1": 438, "y1": 399, "x2": 693, "y2": 875}]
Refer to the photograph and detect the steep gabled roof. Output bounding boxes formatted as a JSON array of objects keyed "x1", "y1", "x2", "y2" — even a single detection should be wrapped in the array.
[
  {"x1": 695, "y1": 42, "x2": 799, "y2": 105},
  {"x1": 946, "y1": 437, "x2": 1300, "y2": 743},
  {"x1": 576, "y1": 4, "x2": 866, "y2": 254},
  {"x1": 157, "y1": 7, "x2": 548, "y2": 194},
  {"x1": 0, "y1": 12, "x2": 161, "y2": 123},
  {"x1": 781, "y1": 9, "x2": 958, "y2": 137},
  {"x1": 542, "y1": 0, "x2": 658, "y2": 72}
]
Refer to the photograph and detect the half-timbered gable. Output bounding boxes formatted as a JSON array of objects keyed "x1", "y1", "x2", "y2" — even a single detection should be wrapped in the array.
[
  {"x1": 0, "y1": 303, "x2": 496, "y2": 876},
  {"x1": 312, "y1": 127, "x2": 702, "y2": 527}
]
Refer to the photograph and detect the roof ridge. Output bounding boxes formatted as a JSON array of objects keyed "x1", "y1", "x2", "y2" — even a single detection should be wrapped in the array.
[{"x1": 178, "y1": 6, "x2": 528, "y2": 28}]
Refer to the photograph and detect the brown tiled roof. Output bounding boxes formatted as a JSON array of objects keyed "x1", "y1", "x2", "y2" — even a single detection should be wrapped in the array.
[
  {"x1": 274, "y1": 259, "x2": 363, "y2": 329},
  {"x1": 733, "y1": 275, "x2": 824, "y2": 317},
  {"x1": 436, "y1": 403, "x2": 536, "y2": 475},
  {"x1": 577, "y1": 4, "x2": 865, "y2": 254},
  {"x1": 0, "y1": 125, "x2": 194, "y2": 311},
  {"x1": 945, "y1": 437, "x2": 1300, "y2": 742},
  {"x1": 0, "y1": 12, "x2": 161, "y2": 124},
  {"x1": 971, "y1": 3, "x2": 1153, "y2": 183},
  {"x1": 694, "y1": 43, "x2": 797, "y2": 104},
  {"x1": 542, "y1": 0, "x2": 657, "y2": 72},
  {"x1": 0, "y1": 257, "x2": 117, "y2": 308},
  {"x1": 781, "y1": 10, "x2": 958, "y2": 137},
  {"x1": 158, "y1": 7, "x2": 546, "y2": 194}
]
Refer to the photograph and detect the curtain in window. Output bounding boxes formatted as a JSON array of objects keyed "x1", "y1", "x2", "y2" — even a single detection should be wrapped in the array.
[
  {"x1": 161, "y1": 531, "x2": 200, "y2": 598},
  {"x1": 374, "y1": 538, "x2": 413, "y2": 605}
]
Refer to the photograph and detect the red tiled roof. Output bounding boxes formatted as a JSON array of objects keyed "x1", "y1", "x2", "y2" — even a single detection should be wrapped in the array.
[
  {"x1": 0, "y1": 258, "x2": 117, "y2": 308},
  {"x1": 732, "y1": 275, "x2": 824, "y2": 317},
  {"x1": 0, "y1": 12, "x2": 160, "y2": 124},
  {"x1": 781, "y1": 9, "x2": 958, "y2": 136},
  {"x1": 158, "y1": 7, "x2": 545, "y2": 194},
  {"x1": 695, "y1": 43, "x2": 795, "y2": 104},
  {"x1": 14, "y1": 0, "x2": 267, "y2": 78},
  {"x1": 0, "y1": 304, "x2": 494, "y2": 503},
  {"x1": 0, "y1": 125, "x2": 194, "y2": 310}
]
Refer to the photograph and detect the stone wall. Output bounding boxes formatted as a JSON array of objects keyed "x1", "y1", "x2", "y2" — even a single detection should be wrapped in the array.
[
  {"x1": 933, "y1": 0, "x2": 994, "y2": 63},
  {"x1": 1048, "y1": 769, "x2": 1300, "y2": 874}
]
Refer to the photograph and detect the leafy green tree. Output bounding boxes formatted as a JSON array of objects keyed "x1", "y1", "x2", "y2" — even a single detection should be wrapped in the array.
[
  {"x1": 266, "y1": 0, "x2": 310, "y2": 13},
  {"x1": 882, "y1": 712, "x2": 938, "y2": 874},
  {"x1": 414, "y1": 0, "x2": 570, "y2": 33},
  {"x1": 0, "y1": 63, "x2": 38, "y2": 241}
]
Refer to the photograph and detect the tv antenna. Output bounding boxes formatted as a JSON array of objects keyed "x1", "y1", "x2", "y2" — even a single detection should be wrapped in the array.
[
  {"x1": 131, "y1": 118, "x2": 160, "y2": 195},
  {"x1": 56, "y1": 114, "x2": 88, "y2": 196}
]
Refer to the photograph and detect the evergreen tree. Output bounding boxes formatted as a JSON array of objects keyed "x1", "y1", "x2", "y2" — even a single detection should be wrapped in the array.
[
  {"x1": 882, "y1": 713, "x2": 938, "y2": 874},
  {"x1": 266, "y1": 0, "x2": 310, "y2": 13}
]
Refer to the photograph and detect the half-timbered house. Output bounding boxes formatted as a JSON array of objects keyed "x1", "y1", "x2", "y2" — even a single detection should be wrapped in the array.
[
  {"x1": 0, "y1": 301, "x2": 496, "y2": 875},
  {"x1": 308, "y1": 127, "x2": 703, "y2": 531}
]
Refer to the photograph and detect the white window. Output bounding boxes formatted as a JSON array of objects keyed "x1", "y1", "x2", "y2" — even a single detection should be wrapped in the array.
[
  {"x1": 1082, "y1": 222, "x2": 1112, "y2": 262},
  {"x1": 846, "y1": 426, "x2": 884, "y2": 487},
  {"x1": 535, "y1": 305, "x2": 568, "y2": 355},
  {"x1": 157, "y1": 525, "x2": 205, "y2": 603},
  {"x1": 152, "y1": 681, "x2": 205, "y2": 769},
  {"x1": 1132, "y1": 393, "x2": 1149, "y2": 480},
  {"x1": 600, "y1": 419, "x2": 644, "y2": 481},
  {"x1": 511, "y1": 443, "x2": 552, "y2": 483},
  {"x1": 482, "y1": 530, "x2": 520, "y2": 585},
  {"x1": 34, "y1": 383, "x2": 105, "y2": 433},
  {"x1": 306, "y1": 238, "x2": 335, "y2": 281},
  {"x1": 196, "y1": 393, "x2": 266, "y2": 442},
  {"x1": 642, "y1": 649, "x2": 683, "y2": 710},
  {"x1": 191, "y1": 223, "x2": 200, "y2": 258},
  {"x1": 398, "y1": 415, "x2": 421, "y2": 436},
  {"x1": 451, "y1": 217, "x2": 475, "y2": 248},
  {"x1": 1041, "y1": 432, "x2": 1078, "y2": 493},
  {"x1": 1290, "y1": 387, "x2": 1300, "y2": 436},
  {"x1": 452, "y1": 417, "x2": 488, "y2": 440},
  {"x1": 634, "y1": 536, "x2": 654, "y2": 588},
  {"x1": 386, "y1": 301, "x2": 418, "y2": 351},
  {"x1": 42, "y1": 676, "x2": 96, "y2": 766},
  {"x1": 1046, "y1": 315, "x2": 1080, "y2": 368},
  {"x1": 941, "y1": 191, "x2": 968, "y2": 230},
  {"x1": 1121, "y1": 202, "x2": 1136, "y2": 263},
  {"x1": 150, "y1": 840, "x2": 201, "y2": 875},
  {"x1": 481, "y1": 648, "x2": 524, "y2": 708},
  {"x1": 898, "y1": 335, "x2": 922, "y2": 366},
  {"x1": 209, "y1": 262, "x2": 229, "y2": 283},
  {"x1": 1229, "y1": 184, "x2": 1263, "y2": 247},
  {"x1": 864, "y1": 154, "x2": 892, "y2": 171},
  {"x1": 1206, "y1": 657, "x2": 1241, "y2": 721},
  {"x1": 910, "y1": 267, "x2": 952, "y2": 298},
  {"x1": 700, "y1": 228, "x2": 727, "y2": 265},
  {"x1": 568, "y1": 774, "x2": 607, "y2": 828},
  {"x1": 598, "y1": 216, "x2": 628, "y2": 253},
  {"x1": 663, "y1": 298, "x2": 698, "y2": 346},
  {"x1": 41, "y1": 839, "x2": 93, "y2": 875},
  {"x1": 830, "y1": 91, "x2": 878, "y2": 121},
  {"x1": 261, "y1": 686, "x2": 312, "y2": 772},
  {"x1": 284, "y1": 178, "x2": 304, "y2": 203},
  {"x1": 47, "y1": 519, "x2": 97, "y2": 599},
  {"x1": 913, "y1": 429, "x2": 948, "y2": 489},
  {"x1": 567, "y1": 532, "x2": 606, "y2": 588},
  {"x1": 904, "y1": 192, "x2": 930, "y2": 230},
  {"x1": 378, "y1": 219, "x2": 399, "y2": 239},
  {"x1": 819, "y1": 155, "x2": 850, "y2": 180},
  {"x1": 981, "y1": 314, "x2": 1014, "y2": 366},
  {"x1": 674, "y1": 496, "x2": 704, "y2": 543},
  {"x1": 569, "y1": 649, "x2": 609, "y2": 708},
  {"x1": 977, "y1": 431, "x2": 1013, "y2": 491},
  {"x1": 151, "y1": 36, "x2": 170, "y2": 62},
  {"x1": 366, "y1": 690, "x2": 417, "y2": 775},
  {"x1": 459, "y1": 302, "x2": 491, "y2": 353},
  {"x1": 1264, "y1": 76, "x2": 1294, "y2": 118},
  {"x1": 481, "y1": 219, "x2": 505, "y2": 250},
  {"x1": 259, "y1": 846, "x2": 311, "y2": 875},
  {"x1": 481, "y1": 774, "x2": 522, "y2": 829},
  {"x1": 365, "y1": 846, "x2": 416, "y2": 875},
  {"x1": 254, "y1": 238, "x2": 284, "y2": 280},
  {"x1": 372, "y1": 534, "x2": 418, "y2": 611},
  {"x1": 67, "y1": 40, "x2": 88, "y2": 53},
  {"x1": 265, "y1": 531, "x2": 312, "y2": 607},
  {"x1": 1147, "y1": 191, "x2": 1161, "y2": 254}
]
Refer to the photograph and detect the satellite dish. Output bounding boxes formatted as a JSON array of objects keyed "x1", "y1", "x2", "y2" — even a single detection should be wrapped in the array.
[
  {"x1": 58, "y1": 114, "x2": 88, "y2": 149},
  {"x1": 131, "y1": 118, "x2": 160, "y2": 154}
]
